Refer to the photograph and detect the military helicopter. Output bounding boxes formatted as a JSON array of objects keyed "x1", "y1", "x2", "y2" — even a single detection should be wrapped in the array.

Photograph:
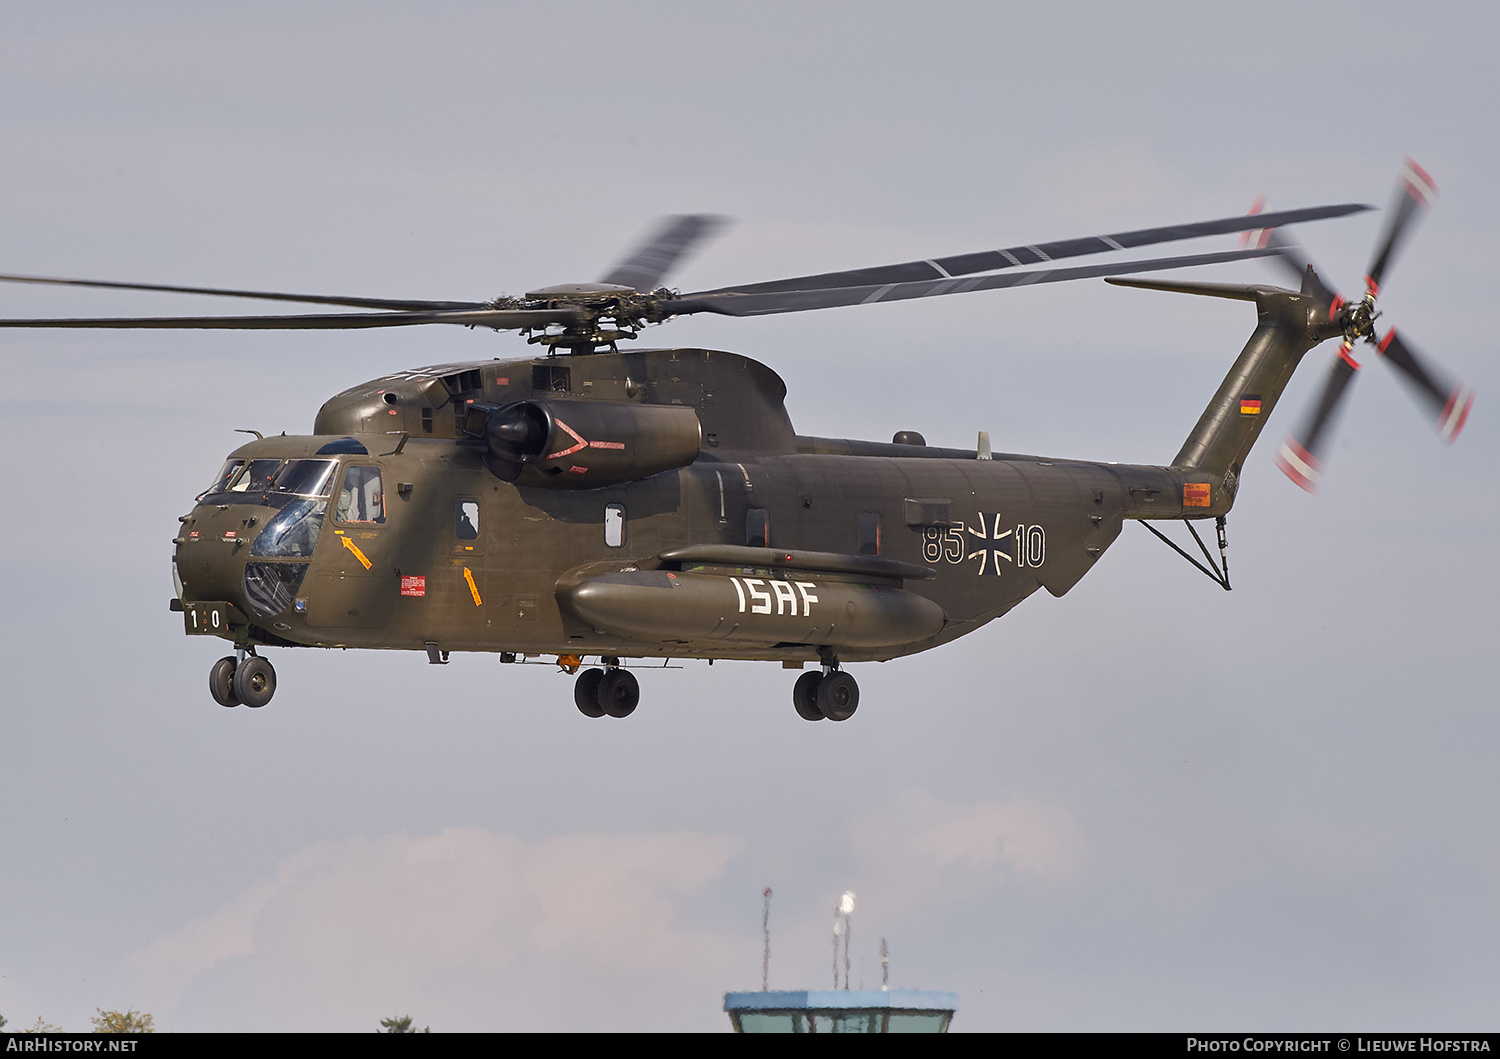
[{"x1": 0, "y1": 162, "x2": 1471, "y2": 721}]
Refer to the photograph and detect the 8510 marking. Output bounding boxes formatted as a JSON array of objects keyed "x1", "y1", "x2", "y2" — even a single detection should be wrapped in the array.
[{"x1": 923, "y1": 514, "x2": 1045, "y2": 576}]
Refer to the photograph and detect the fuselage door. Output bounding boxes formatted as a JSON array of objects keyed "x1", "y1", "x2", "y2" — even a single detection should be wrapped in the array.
[{"x1": 305, "y1": 462, "x2": 397, "y2": 629}]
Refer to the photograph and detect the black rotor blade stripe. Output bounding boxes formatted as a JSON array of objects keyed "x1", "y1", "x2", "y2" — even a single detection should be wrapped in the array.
[
  {"x1": 0, "y1": 307, "x2": 580, "y2": 330},
  {"x1": 1302, "y1": 353, "x2": 1360, "y2": 459},
  {"x1": 1377, "y1": 329, "x2": 1445, "y2": 407},
  {"x1": 684, "y1": 203, "x2": 1370, "y2": 298},
  {"x1": 1366, "y1": 159, "x2": 1436, "y2": 293},
  {"x1": 600, "y1": 214, "x2": 727, "y2": 292},
  {"x1": 1274, "y1": 351, "x2": 1360, "y2": 493},
  {"x1": 665, "y1": 248, "x2": 1279, "y2": 318},
  {"x1": 0, "y1": 272, "x2": 488, "y2": 312},
  {"x1": 1377, "y1": 329, "x2": 1472, "y2": 435}
]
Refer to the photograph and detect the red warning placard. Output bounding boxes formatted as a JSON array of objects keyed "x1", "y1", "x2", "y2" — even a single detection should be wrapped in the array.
[
  {"x1": 400, "y1": 575, "x2": 426, "y2": 597},
  {"x1": 1183, "y1": 483, "x2": 1211, "y2": 507}
]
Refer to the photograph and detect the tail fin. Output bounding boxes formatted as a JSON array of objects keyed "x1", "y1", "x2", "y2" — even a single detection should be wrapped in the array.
[{"x1": 1106, "y1": 275, "x2": 1339, "y2": 506}]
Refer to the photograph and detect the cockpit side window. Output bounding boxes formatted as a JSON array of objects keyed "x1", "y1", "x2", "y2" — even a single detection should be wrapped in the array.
[
  {"x1": 204, "y1": 459, "x2": 246, "y2": 496},
  {"x1": 336, "y1": 465, "x2": 385, "y2": 524}
]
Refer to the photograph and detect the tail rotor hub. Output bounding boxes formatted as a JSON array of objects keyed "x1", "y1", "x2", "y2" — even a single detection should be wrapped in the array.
[
  {"x1": 1272, "y1": 158, "x2": 1473, "y2": 494},
  {"x1": 1336, "y1": 292, "x2": 1382, "y2": 348}
]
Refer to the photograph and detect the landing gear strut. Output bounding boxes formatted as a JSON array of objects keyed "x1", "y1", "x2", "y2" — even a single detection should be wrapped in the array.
[
  {"x1": 791, "y1": 662, "x2": 859, "y2": 722},
  {"x1": 573, "y1": 660, "x2": 639, "y2": 718},
  {"x1": 210, "y1": 651, "x2": 277, "y2": 708}
]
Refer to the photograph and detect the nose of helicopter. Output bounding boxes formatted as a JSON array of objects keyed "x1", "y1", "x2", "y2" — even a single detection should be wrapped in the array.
[
  {"x1": 175, "y1": 500, "x2": 307, "y2": 633},
  {"x1": 173, "y1": 441, "x2": 351, "y2": 639}
]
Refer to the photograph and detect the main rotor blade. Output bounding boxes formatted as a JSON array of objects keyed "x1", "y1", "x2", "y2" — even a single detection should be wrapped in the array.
[
  {"x1": 1377, "y1": 329, "x2": 1474, "y2": 442},
  {"x1": 1274, "y1": 346, "x2": 1361, "y2": 493},
  {"x1": 686, "y1": 203, "x2": 1371, "y2": 299},
  {"x1": 664, "y1": 248, "x2": 1278, "y2": 318},
  {"x1": 0, "y1": 272, "x2": 488, "y2": 312},
  {"x1": 0, "y1": 307, "x2": 580, "y2": 331},
  {"x1": 1365, "y1": 158, "x2": 1437, "y2": 295},
  {"x1": 600, "y1": 214, "x2": 728, "y2": 292}
]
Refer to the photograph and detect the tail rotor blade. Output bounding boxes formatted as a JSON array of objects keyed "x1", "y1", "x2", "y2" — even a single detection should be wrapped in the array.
[
  {"x1": 1377, "y1": 329, "x2": 1475, "y2": 442},
  {"x1": 1265, "y1": 231, "x2": 1342, "y2": 312},
  {"x1": 1274, "y1": 345, "x2": 1361, "y2": 492},
  {"x1": 1365, "y1": 157, "x2": 1437, "y2": 295}
]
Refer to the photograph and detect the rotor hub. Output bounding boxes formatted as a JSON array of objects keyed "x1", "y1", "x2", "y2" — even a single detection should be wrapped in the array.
[{"x1": 1333, "y1": 292, "x2": 1382, "y2": 347}]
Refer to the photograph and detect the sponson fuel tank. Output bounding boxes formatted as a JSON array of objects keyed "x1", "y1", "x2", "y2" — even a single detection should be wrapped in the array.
[{"x1": 557, "y1": 547, "x2": 946, "y2": 650}]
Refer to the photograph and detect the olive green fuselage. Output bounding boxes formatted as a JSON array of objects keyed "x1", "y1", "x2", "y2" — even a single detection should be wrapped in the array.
[{"x1": 175, "y1": 347, "x2": 1219, "y2": 664}]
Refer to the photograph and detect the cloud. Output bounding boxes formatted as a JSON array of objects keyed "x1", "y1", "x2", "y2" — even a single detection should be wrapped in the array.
[
  {"x1": 848, "y1": 790, "x2": 1086, "y2": 914},
  {"x1": 122, "y1": 827, "x2": 743, "y2": 1031},
  {"x1": 115, "y1": 795, "x2": 1086, "y2": 1029}
]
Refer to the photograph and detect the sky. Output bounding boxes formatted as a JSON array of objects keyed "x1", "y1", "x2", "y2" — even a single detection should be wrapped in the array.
[{"x1": 1, "y1": 0, "x2": 1497, "y2": 1033}]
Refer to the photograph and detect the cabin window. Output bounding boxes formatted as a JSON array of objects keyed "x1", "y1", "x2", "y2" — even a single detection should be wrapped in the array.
[
  {"x1": 858, "y1": 512, "x2": 882, "y2": 556},
  {"x1": 604, "y1": 503, "x2": 626, "y2": 548},
  {"x1": 532, "y1": 363, "x2": 571, "y2": 393},
  {"x1": 456, "y1": 499, "x2": 480, "y2": 540},
  {"x1": 336, "y1": 465, "x2": 385, "y2": 524},
  {"x1": 745, "y1": 508, "x2": 771, "y2": 548}
]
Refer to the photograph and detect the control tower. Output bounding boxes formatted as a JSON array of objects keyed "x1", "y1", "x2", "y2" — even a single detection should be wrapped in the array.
[
  {"x1": 728, "y1": 889, "x2": 956, "y2": 1032},
  {"x1": 722, "y1": 989, "x2": 957, "y2": 1033}
]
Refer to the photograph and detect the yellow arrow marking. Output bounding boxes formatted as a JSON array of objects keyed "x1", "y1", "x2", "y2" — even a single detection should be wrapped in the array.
[
  {"x1": 341, "y1": 536, "x2": 372, "y2": 569},
  {"x1": 463, "y1": 566, "x2": 483, "y2": 606}
]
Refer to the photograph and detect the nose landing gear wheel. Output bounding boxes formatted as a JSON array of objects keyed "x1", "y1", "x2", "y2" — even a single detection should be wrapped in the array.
[
  {"x1": 209, "y1": 656, "x2": 241, "y2": 708},
  {"x1": 232, "y1": 655, "x2": 277, "y2": 708},
  {"x1": 792, "y1": 671, "x2": 825, "y2": 721},
  {"x1": 599, "y1": 668, "x2": 639, "y2": 718},
  {"x1": 816, "y1": 671, "x2": 858, "y2": 721},
  {"x1": 574, "y1": 668, "x2": 606, "y2": 717}
]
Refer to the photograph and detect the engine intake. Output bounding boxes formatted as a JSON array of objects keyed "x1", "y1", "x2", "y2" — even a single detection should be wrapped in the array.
[{"x1": 478, "y1": 399, "x2": 702, "y2": 488}]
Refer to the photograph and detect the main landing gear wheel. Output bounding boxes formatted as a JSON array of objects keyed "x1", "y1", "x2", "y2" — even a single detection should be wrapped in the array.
[
  {"x1": 599, "y1": 668, "x2": 640, "y2": 718},
  {"x1": 209, "y1": 656, "x2": 241, "y2": 708},
  {"x1": 574, "y1": 668, "x2": 606, "y2": 718},
  {"x1": 793, "y1": 672, "x2": 825, "y2": 721},
  {"x1": 232, "y1": 655, "x2": 276, "y2": 708},
  {"x1": 816, "y1": 671, "x2": 859, "y2": 721}
]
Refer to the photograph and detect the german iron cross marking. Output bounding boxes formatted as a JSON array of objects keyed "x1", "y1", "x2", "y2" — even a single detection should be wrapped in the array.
[{"x1": 966, "y1": 513, "x2": 1015, "y2": 576}]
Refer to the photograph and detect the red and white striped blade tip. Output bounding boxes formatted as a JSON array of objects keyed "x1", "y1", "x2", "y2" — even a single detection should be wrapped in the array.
[
  {"x1": 1274, "y1": 437, "x2": 1322, "y2": 493},
  {"x1": 1438, "y1": 386, "x2": 1474, "y2": 443},
  {"x1": 1239, "y1": 196, "x2": 1269, "y2": 249},
  {"x1": 1400, "y1": 157, "x2": 1438, "y2": 207}
]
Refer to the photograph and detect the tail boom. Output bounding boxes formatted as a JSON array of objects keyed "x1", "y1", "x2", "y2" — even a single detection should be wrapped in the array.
[{"x1": 1107, "y1": 276, "x2": 1339, "y2": 513}]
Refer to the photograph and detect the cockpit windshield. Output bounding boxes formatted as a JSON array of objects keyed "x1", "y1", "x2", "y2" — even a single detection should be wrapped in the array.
[
  {"x1": 270, "y1": 460, "x2": 339, "y2": 498},
  {"x1": 226, "y1": 459, "x2": 283, "y2": 496},
  {"x1": 200, "y1": 458, "x2": 340, "y2": 505}
]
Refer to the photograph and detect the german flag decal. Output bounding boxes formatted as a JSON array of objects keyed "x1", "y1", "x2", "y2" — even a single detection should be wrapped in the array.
[
  {"x1": 1240, "y1": 394, "x2": 1262, "y2": 415},
  {"x1": 1183, "y1": 483, "x2": 1211, "y2": 508}
]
